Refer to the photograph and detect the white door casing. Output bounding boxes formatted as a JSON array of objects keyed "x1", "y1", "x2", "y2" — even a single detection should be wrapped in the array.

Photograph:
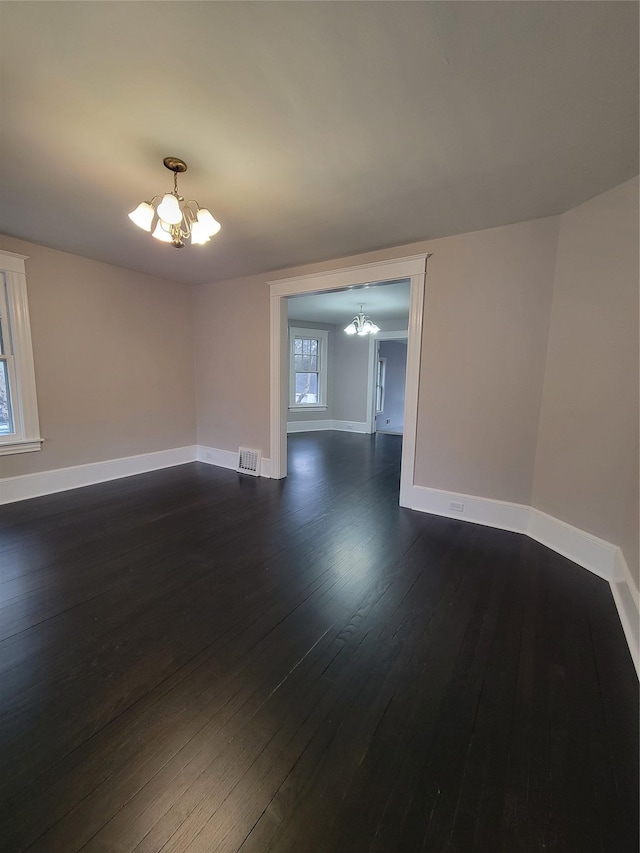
[{"x1": 268, "y1": 254, "x2": 430, "y2": 508}]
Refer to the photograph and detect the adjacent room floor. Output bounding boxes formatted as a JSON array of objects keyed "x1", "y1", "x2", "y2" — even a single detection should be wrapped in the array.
[{"x1": 1, "y1": 432, "x2": 637, "y2": 852}]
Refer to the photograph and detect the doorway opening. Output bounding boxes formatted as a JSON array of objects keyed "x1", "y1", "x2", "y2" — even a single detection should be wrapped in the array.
[
  {"x1": 268, "y1": 254, "x2": 430, "y2": 508},
  {"x1": 371, "y1": 335, "x2": 408, "y2": 436}
]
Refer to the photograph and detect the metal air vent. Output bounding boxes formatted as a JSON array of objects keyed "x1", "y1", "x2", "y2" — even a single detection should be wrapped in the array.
[{"x1": 237, "y1": 447, "x2": 262, "y2": 476}]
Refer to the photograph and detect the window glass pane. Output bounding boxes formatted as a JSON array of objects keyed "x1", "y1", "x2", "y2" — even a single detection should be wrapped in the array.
[
  {"x1": 295, "y1": 354, "x2": 318, "y2": 372},
  {"x1": 295, "y1": 372, "x2": 318, "y2": 404},
  {"x1": 294, "y1": 338, "x2": 303, "y2": 355},
  {"x1": 0, "y1": 360, "x2": 13, "y2": 434}
]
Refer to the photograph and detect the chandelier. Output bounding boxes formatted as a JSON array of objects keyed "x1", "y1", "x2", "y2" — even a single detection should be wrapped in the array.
[
  {"x1": 344, "y1": 305, "x2": 380, "y2": 336},
  {"x1": 128, "y1": 157, "x2": 221, "y2": 248}
]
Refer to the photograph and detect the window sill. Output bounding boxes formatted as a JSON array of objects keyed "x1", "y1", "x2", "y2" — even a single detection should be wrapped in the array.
[
  {"x1": 0, "y1": 438, "x2": 43, "y2": 456},
  {"x1": 288, "y1": 406, "x2": 328, "y2": 413}
]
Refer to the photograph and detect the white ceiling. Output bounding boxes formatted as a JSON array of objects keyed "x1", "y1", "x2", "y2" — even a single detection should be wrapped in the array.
[
  {"x1": 288, "y1": 279, "x2": 410, "y2": 325},
  {"x1": 0, "y1": 2, "x2": 637, "y2": 286}
]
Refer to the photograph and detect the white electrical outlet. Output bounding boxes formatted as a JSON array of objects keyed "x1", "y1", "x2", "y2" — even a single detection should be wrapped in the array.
[{"x1": 449, "y1": 501, "x2": 464, "y2": 512}]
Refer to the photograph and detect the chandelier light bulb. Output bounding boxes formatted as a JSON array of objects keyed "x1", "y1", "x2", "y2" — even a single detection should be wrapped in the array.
[
  {"x1": 156, "y1": 193, "x2": 182, "y2": 225},
  {"x1": 152, "y1": 222, "x2": 172, "y2": 243},
  {"x1": 344, "y1": 322, "x2": 357, "y2": 335},
  {"x1": 197, "y1": 208, "x2": 221, "y2": 237},
  {"x1": 128, "y1": 202, "x2": 154, "y2": 231},
  {"x1": 190, "y1": 221, "x2": 211, "y2": 245}
]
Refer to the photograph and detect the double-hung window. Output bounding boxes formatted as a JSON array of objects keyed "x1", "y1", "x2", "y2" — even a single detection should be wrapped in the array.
[
  {"x1": 289, "y1": 327, "x2": 328, "y2": 410},
  {"x1": 0, "y1": 251, "x2": 41, "y2": 455}
]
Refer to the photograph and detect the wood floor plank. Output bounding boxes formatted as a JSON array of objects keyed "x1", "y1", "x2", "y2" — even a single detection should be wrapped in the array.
[{"x1": 0, "y1": 432, "x2": 637, "y2": 853}]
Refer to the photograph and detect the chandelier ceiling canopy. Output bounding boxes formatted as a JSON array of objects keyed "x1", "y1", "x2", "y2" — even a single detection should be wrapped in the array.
[{"x1": 128, "y1": 157, "x2": 221, "y2": 249}]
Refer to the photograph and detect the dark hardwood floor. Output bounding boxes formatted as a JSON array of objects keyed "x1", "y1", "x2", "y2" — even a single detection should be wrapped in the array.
[{"x1": 0, "y1": 432, "x2": 637, "y2": 852}]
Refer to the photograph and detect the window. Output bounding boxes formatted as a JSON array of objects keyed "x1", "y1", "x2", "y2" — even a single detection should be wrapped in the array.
[
  {"x1": 0, "y1": 251, "x2": 42, "y2": 455},
  {"x1": 289, "y1": 327, "x2": 328, "y2": 409},
  {"x1": 375, "y1": 355, "x2": 386, "y2": 413}
]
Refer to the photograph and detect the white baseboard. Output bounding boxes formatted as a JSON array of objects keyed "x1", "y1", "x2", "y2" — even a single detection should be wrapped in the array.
[
  {"x1": 407, "y1": 484, "x2": 530, "y2": 534},
  {"x1": 406, "y1": 484, "x2": 622, "y2": 579},
  {"x1": 332, "y1": 420, "x2": 369, "y2": 434},
  {"x1": 287, "y1": 419, "x2": 334, "y2": 433},
  {"x1": 527, "y1": 507, "x2": 618, "y2": 581},
  {"x1": 406, "y1": 483, "x2": 639, "y2": 677},
  {"x1": 287, "y1": 419, "x2": 369, "y2": 434},
  {"x1": 0, "y1": 445, "x2": 197, "y2": 504},
  {"x1": 610, "y1": 550, "x2": 640, "y2": 678},
  {"x1": 0, "y1": 442, "x2": 274, "y2": 506},
  {"x1": 196, "y1": 445, "x2": 237, "y2": 469},
  {"x1": 196, "y1": 445, "x2": 272, "y2": 478}
]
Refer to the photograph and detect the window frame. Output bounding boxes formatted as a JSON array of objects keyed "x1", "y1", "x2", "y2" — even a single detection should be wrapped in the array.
[
  {"x1": 0, "y1": 250, "x2": 42, "y2": 455},
  {"x1": 288, "y1": 326, "x2": 329, "y2": 411},
  {"x1": 375, "y1": 355, "x2": 387, "y2": 414}
]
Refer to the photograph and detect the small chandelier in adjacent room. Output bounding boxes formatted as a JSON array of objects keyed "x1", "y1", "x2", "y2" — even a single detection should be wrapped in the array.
[
  {"x1": 344, "y1": 305, "x2": 380, "y2": 336},
  {"x1": 128, "y1": 157, "x2": 221, "y2": 248}
]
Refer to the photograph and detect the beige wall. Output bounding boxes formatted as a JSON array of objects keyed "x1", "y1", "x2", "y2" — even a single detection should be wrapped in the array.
[
  {"x1": 0, "y1": 236, "x2": 196, "y2": 478},
  {"x1": 193, "y1": 216, "x2": 559, "y2": 505},
  {"x1": 414, "y1": 217, "x2": 559, "y2": 503},
  {"x1": 194, "y1": 273, "x2": 271, "y2": 453},
  {"x1": 532, "y1": 178, "x2": 639, "y2": 583},
  {"x1": 331, "y1": 328, "x2": 371, "y2": 423}
]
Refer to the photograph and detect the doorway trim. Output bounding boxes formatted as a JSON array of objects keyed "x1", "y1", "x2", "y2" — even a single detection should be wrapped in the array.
[{"x1": 268, "y1": 253, "x2": 430, "y2": 508}]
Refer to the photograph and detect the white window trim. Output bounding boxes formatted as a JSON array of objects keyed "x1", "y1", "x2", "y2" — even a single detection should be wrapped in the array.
[
  {"x1": 376, "y1": 355, "x2": 387, "y2": 414},
  {"x1": 289, "y1": 326, "x2": 329, "y2": 410},
  {"x1": 0, "y1": 250, "x2": 42, "y2": 456}
]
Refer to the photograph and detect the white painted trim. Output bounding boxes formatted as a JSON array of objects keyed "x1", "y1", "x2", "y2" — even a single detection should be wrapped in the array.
[
  {"x1": 287, "y1": 420, "x2": 334, "y2": 434},
  {"x1": 0, "y1": 439, "x2": 42, "y2": 456},
  {"x1": 610, "y1": 554, "x2": 639, "y2": 678},
  {"x1": 268, "y1": 254, "x2": 428, "y2": 296},
  {"x1": 0, "y1": 445, "x2": 197, "y2": 504},
  {"x1": 196, "y1": 445, "x2": 237, "y2": 469},
  {"x1": 332, "y1": 420, "x2": 369, "y2": 434},
  {"x1": 407, "y1": 484, "x2": 621, "y2": 579},
  {"x1": 398, "y1": 272, "x2": 427, "y2": 508},
  {"x1": 408, "y1": 484, "x2": 530, "y2": 534},
  {"x1": 197, "y1": 444, "x2": 272, "y2": 478},
  {"x1": 527, "y1": 507, "x2": 618, "y2": 581},
  {"x1": 268, "y1": 254, "x2": 430, "y2": 487},
  {"x1": 286, "y1": 420, "x2": 369, "y2": 434},
  {"x1": 0, "y1": 250, "x2": 29, "y2": 274},
  {"x1": 269, "y1": 293, "x2": 288, "y2": 479},
  {"x1": 0, "y1": 252, "x2": 42, "y2": 452},
  {"x1": 614, "y1": 548, "x2": 640, "y2": 605}
]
